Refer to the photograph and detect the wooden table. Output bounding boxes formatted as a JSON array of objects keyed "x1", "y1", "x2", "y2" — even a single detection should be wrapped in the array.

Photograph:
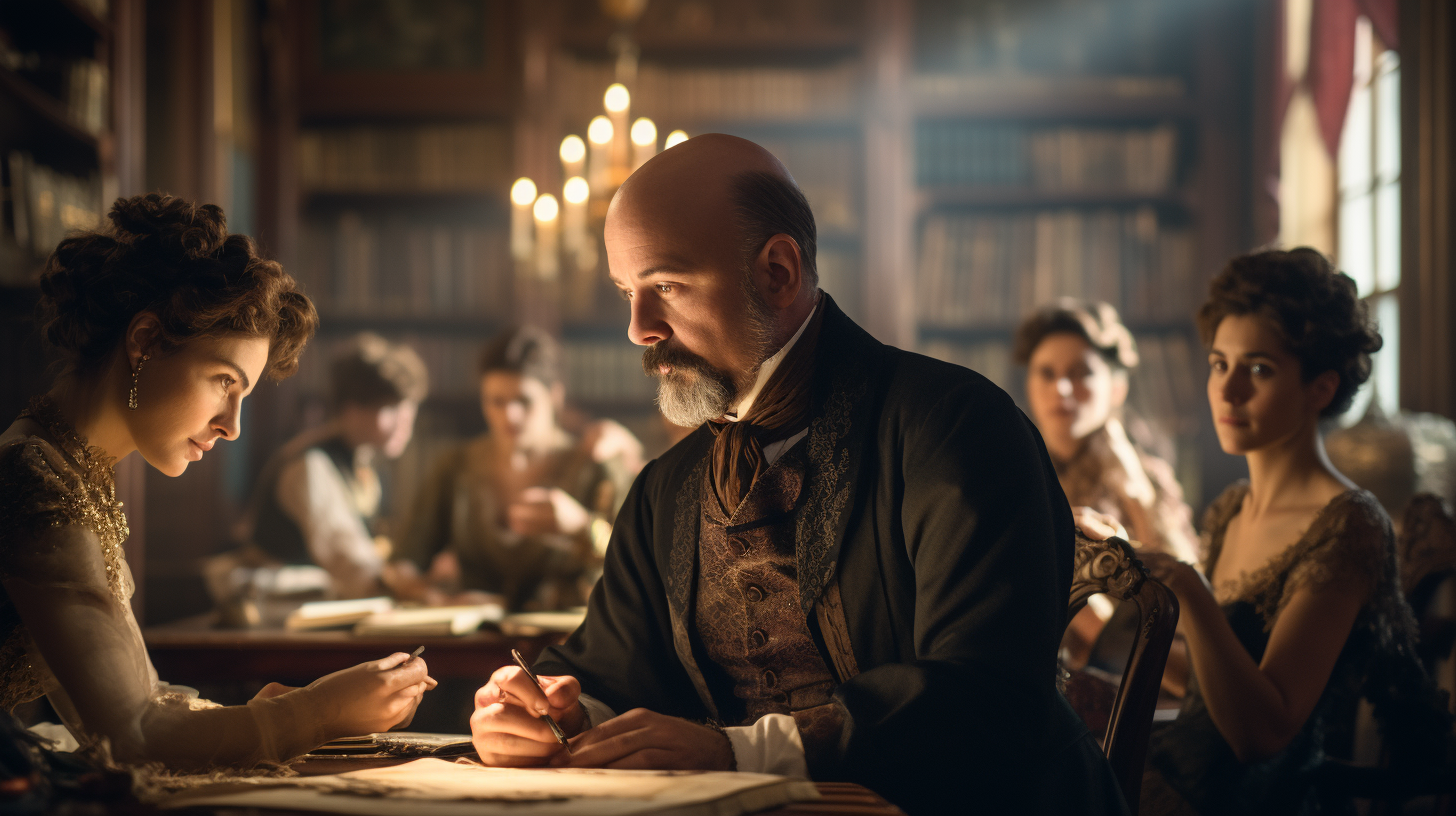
[{"x1": 144, "y1": 617, "x2": 566, "y2": 684}]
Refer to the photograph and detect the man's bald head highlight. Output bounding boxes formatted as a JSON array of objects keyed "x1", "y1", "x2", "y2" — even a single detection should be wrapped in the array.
[{"x1": 609, "y1": 134, "x2": 818, "y2": 287}]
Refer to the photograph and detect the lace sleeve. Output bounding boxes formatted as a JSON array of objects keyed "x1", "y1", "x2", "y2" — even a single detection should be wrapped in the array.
[
  {"x1": 3, "y1": 521, "x2": 326, "y2": 769},
  {"x1": 1281, "y1": 491, "x2": 1391, "y2": 606}
]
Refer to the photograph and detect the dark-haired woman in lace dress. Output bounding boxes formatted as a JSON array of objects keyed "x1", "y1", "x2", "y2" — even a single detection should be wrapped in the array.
[
  {"x1": 0, "y1": 194, "x2": 434, "y2": 770},
  {"x1": 1137, "y1": 248, "x2": 1450, "y2": 815}
]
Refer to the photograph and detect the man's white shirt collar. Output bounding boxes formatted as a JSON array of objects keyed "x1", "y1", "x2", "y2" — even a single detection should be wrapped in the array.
[{"x1": 727, "y1": 296, "x2": 819, "y2": 422}]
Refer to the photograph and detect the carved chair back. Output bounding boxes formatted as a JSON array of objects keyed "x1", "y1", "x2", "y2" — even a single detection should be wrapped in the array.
[{"x1": 1068, "y1": 531, "x2": 1180, "y2": 812}]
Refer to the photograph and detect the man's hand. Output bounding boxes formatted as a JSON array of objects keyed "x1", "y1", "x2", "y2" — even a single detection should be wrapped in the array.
[
  {"x1": 1072, "y1": 506, "x2": 1127, "y2": 541},
  {"x1": 470, "y1": 666, "x2": 587, "y2": 766},
  {"x1": 551, "y1": 708, "x2": 734, "y2": 770},
  {"x1": 507, "y1": 487, "x2": 591, "y2": 536}
]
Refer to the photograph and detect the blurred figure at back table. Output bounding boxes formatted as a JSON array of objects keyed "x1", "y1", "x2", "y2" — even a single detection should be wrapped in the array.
[
  {"x1": 399, "y1": 326, "x2": 639, "y2": 611},
  {"x1": 1014, "y1": 300, "x2": 1199, "y2": 666},
  {"x1": 236, "y1": 332, "x2": 428, "y2": 599}
]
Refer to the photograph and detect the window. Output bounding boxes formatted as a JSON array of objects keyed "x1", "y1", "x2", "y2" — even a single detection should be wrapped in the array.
[{"x1": 1337, "y1": 17, "x2": 1400, "y2": 422}]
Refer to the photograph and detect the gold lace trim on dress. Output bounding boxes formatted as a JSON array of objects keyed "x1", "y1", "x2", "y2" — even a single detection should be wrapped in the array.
[{"x1": 13, "y1": 395, "x2": 130, "y2": 604}]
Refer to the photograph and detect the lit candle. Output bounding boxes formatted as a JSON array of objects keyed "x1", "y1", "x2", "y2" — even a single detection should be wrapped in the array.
[
  {"x1": 560, "y1": 135, "x2": 586, "y2": 182},
  {"x1": 510, "y1": 177, "x2": 537, "y2": 263},
  {"x1": 587, "y1": 116, "x2": 614, "y2": 195},
  {"x1": 604, "y1": 83, "x2": 631, "y2": 184},
  {"x1": 564, "y1": 175, "x2": 594, "y2": 271},
  {"x1": 664, "y1": 129, "x2": 689, "y2": 149},
  {"x1": 630, "y1": 118, "x2": 657, "y2": 171},
  {"x1": 533, "y1": 193, "x2": 560, "y2": 281}
]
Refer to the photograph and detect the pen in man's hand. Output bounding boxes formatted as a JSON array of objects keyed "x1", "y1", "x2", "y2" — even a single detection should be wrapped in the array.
[
  {"x1": 510, "y1": 648, "x2": 572, "y2": 754},
  {"x1": 404, "y1": 645, "x2": 425, "y2": 664}
]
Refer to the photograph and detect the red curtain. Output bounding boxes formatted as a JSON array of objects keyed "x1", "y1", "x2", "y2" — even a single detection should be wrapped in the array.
[{"x1": 1307, "y1": 0, "x2": 1400, "y2": 159}]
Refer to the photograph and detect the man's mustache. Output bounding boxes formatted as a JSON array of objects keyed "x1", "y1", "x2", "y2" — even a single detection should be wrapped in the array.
[{"x1": 642, "y1": 341, "x2": 715, "y2": 378}]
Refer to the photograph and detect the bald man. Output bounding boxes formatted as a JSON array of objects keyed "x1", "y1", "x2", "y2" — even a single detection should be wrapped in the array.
[{"x1": 470, "y1": 135, "x2": 1127, "y2": 814}]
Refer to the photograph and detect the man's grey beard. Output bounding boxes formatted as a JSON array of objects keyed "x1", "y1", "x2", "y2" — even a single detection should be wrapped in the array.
[{"x1": 645, "y1": 274, "x2": 778, "y2": 428}]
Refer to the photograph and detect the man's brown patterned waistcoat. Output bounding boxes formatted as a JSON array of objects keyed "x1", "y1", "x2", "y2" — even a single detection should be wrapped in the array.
[{"x1": 694, "y1": 439, "x2": 844, "y2": 772}]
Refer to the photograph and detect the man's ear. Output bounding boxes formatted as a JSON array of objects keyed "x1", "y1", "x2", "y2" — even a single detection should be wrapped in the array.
[
  {"x1": 124, "y1": 312, "x2": 162, "y2": 369},
  {"x1": 753, "y1": 234, "x2": 803, "y2": 310}
]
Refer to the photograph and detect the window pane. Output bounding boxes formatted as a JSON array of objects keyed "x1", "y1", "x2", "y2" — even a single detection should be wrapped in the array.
[
  {"x1": 1340, "y1": 83, "x2": 1373, "y2": 195},
  {"x1": 1375, "y1": 293, "x2": 1400, "y2": 417},
  {"x1": 1376, "y1": 56, "x2": 1401, "y2": 183},
  {"x1": 1339, "y1": 193, "x2": 1375, "y2": 295},
  {"x1": 1375, "y1": 181, "x2": 1400, "y2": 291}
]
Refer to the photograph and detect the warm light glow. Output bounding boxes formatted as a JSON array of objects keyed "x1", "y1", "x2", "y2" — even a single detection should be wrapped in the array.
[
  {"x1": 563, "y1": 176, "x2": 590, "y2": 205},
  {"x1": 604, "y1": 83, "x2": 630, "y2": 114},
  {"x1": 630, "y1": 118, "x2": 657, "y2": 147},
  {"x1": 664, "y1": 129, "x2": 689, "y2": 149},
  {"x1": 510, "y1": 178, "x2": 538, "y2": 206},
  {"x1": 588, "y1": 116, "x2": 614, "y2": 145},
  {"x1": 559, "y1": 135, "x2": 586, "y2": 164},
  {"x1": 533, "y1": 193, "x2": 559, "y2": 222}
]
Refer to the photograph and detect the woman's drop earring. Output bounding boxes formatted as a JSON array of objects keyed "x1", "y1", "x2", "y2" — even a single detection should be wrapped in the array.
[{"x1": 128, "y1": 354, "x2": 150, "y2": 410}]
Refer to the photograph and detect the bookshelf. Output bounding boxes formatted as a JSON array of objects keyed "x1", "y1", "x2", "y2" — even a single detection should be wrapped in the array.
[{"x1": 905, "y1": 0, "x2": 1260, "y2": 509}]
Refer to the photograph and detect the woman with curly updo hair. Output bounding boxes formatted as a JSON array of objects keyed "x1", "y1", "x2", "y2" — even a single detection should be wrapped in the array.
[
  {"x1": 0, "y1": 194, "x2": 434, "y2": 770},
  {"x1": 1133, "y1": 248, "x2": 1449, "y2": 815}
]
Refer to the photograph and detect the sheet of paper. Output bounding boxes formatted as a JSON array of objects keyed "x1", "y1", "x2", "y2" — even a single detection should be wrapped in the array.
[{"x1": 148, "y1": 758, "x2": 819, "y2": 816}]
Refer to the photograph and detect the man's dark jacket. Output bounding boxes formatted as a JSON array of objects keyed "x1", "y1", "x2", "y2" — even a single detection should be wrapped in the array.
[{"x1": 536, "y1": 295, "x2": 1128, "y2": 815}]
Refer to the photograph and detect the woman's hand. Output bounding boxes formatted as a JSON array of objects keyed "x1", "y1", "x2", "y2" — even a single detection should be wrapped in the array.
[
  {"x1": 471, "y1": 666, "x2": 587, "y2": 766},
  {"x1": 307, "y1": 653, "x2": 436, "y2": 739},
  {"x1": 1138, "y1": 551, "x2": 1211, "y2": 600}
]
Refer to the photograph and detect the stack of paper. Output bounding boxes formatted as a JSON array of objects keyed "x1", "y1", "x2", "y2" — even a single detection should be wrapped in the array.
[
  {"x1": 352, "y1": 604, "x2": 504, "y2": 637},
  {"x1": 498, "y1": 609, "x2": 587, "y2": 636},
  {"x1": 284, "y1": 597, "x2": 393, "y2": 631},
  {"x1": 146, "y1": 758, "x2": 821, "y2": 815}
]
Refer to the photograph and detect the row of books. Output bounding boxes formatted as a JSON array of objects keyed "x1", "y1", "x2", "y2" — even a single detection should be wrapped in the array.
[
  {"x1": 4, "y1": 151, "x2": 102, "y2": 260},
  {"x1": 296, "y1": 124, "x2": 513, "y2": 192},
  {"x1": 916, "y1": 123, "x2": 1177, "y2": 192},
  {"x1": 919, "y1": 331, "x2": 1205, "y2": 441},
  {"x1": 916, "y1": 207, "x2": 1196, "y2": 327},
  {"x1": 560, "y1": 338, "x2": 658, "y2": 405},
  {"x1": 753, "y1": 136, "x2": 859, "y2": 233},
  {"x1": 296, "y1": 213, "x2": 514, "y2": 318},
  {"x1": 618, "y1": 0, "x2": 858, "y2": 38},
  {"x1": 557, "y1": 57, "x2": 859, "y2": 124},
  {"x1": 0, "y1": 41, "x2": 109, "y2": 136}
]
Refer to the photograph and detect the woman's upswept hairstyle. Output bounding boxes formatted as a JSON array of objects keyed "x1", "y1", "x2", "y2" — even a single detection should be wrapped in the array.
[
  {"x1": 1196, "y1": 247, "x2": 1383, "y2": 418},
  {"x1": 1012, "y1": 299, "x2": 1140, "y2": 371},
  {"x1": 37, "y1": 193, "x2": 317, "y2": 379}
]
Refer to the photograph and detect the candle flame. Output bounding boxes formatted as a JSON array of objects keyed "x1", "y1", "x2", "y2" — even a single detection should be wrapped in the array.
[
  {"x1": 533, "y1": 193, "x2": 560, "y2": 223},
  {"x1": 604, "y1": 83, "x2": 630, "y2": 114},
  {"x1": 563, "y1": 176, "x2": 590, "y2": 205},
  {"x1": 559, "y1": 135, "x2": 586, "y2": 164},
  {"x1": 588, "y1": 116, "x2": 614, "y2": 145},
  {"x1": 630, "y1": 118, "x2": 657, "y2": 147},
  {"x1": 510, "y1": 178, "x2": 538, "y2": 206},
  {"x1": 664, "y1": 130, "x2": 689, "y2": 149}
]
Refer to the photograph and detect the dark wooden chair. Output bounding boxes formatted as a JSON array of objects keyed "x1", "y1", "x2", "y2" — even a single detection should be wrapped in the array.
[{"x1": 1068, "y1": 531, "x2": 1180, "y2": 812}]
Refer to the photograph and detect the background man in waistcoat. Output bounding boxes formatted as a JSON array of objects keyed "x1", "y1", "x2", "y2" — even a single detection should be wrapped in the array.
[{"x1": 469, "y1": 134, "x2": 1127, "y2": 815}]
